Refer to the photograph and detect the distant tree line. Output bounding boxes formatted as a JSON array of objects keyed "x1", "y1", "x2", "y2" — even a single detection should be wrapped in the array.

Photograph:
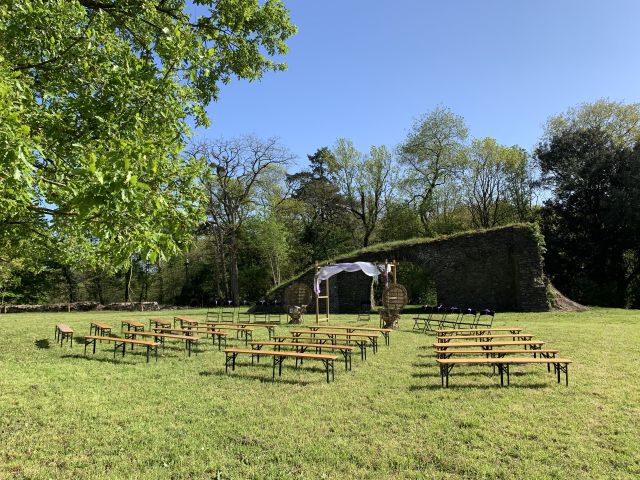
[{"x1": 8, "y1": 100, "x2": 640, "y2": 308}]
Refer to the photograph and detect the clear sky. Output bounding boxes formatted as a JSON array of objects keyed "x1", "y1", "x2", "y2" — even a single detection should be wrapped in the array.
[{"x1": 193, "y1": 0, "x2": 640, "y2": 167}]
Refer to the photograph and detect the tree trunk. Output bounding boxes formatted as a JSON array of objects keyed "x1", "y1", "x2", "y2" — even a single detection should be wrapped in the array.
[
  {"x1": 157, "y1": 261, "x2": 164, "y2": 304},
  {"x1": 229, "y1": 236, "x2": 240, "y2": 304},
  {"x1": 62, "y1": 265, "x2": 78, "y2": 303},
  {"x1": 124, "y1": 265, "x2": 132, "y2": 302}
]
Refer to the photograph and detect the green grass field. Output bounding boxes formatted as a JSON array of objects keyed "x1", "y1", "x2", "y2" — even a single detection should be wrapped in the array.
[{"x1": 1, "y1": 308, "x2": 639, "y2": 479}]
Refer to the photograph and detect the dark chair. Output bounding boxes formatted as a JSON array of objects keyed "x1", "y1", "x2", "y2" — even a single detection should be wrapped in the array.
[
  {"x1": 237, "y1": 299, "x2": 254, "y2": 323},
  {"x1": 357, "y1": 301, "x2": 371, "y2": 322},
  {"x1": 267, "y1": 299, "x2": 283, "y2": 324},
  {"x1": 475, "y1": 309, "x2": 495, "y2": 328}
]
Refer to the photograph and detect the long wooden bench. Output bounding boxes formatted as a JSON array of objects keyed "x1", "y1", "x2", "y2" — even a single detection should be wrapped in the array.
[
  {"x1": 206, "y1": 325, "x2": 255, "y2": 345},
  {"x1": 121, "y1": 320, "x2": 145, "y2": 332},
  {"x1": 435, "y1": 348, "x2": 559, "y2": 359},
  {"x1": 307, "y1": 325, "x2": 392, "y2": 346},
  {"x1": 54, "y1": 324, "x2": 74, "y2": 347},
  {"x1": 433, "y1": 340, "x2": 544, "y2": 351},
  {"x1": 223, "y1": 348, "x2": 338, "y2": 383},
  {"x1": 83, "y1": 335, "x2": 159, "y2": 362},
  {"x1": 436, "y1": 333, "x2": 534, "y2": 343},
  {"x1": 89, "y1": 322, "x2": 112, "y2": 337},
  {"x1": 436, "y1": 357, "x2": 572, "y2": 387},
  {"x1": 149, "y1": 318, "x2": 172, "y2": 329},
  {"x1": 205, "y1": 322, "x2": 276, "y2": 339},
  {"x1": 173, "y1": 315, "x2": 199, "y2": 327},
  {"x1": 153, "y1": 327, "x2": 227, "y2": 350},
  {"x1": 250, "y1": 341, "x2": 353, "y2": 371},
  {"x1": 435, "y1": 327, "x2": 523, "y2": 336},
  {"x1": 124, "y1": 331, "x2": 200, "y2": 356},
  {"x1": 435, "y1": 348, "x2": 560, "y2": 373},
  {"x1": 272, "y1": 335, "x2": 369, "y2": 360},
  {"x1": 291, "y1": 330, "x2": 381, "y2": 353}
]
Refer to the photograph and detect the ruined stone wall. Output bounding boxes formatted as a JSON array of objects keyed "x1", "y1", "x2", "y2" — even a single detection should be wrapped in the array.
[{"x1": 267, "y1": 224, "x2": 550, "y2": 313}]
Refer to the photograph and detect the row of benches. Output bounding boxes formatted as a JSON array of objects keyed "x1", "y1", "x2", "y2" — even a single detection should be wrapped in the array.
[
  {"x1": 430, "y1": 327, "x2": 572, "y2": 387},
  {"x1": 55, "y1": 320, "x2": 392, "y2": 382}
]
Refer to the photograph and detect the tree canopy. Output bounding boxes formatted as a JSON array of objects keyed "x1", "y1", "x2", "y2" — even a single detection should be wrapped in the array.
[{"x1": 0, "y1": 0, "x2": 296, "y2": 273}]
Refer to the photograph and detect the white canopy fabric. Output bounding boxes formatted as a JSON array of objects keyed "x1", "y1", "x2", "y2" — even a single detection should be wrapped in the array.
[{"x1": 313, "y1": 262, "x2": 390, "y2": 295}]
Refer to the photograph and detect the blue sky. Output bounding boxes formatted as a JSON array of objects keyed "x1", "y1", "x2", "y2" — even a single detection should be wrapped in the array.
[{"x1": 193, "y1": 0, "x2": 640, "y2": 168}]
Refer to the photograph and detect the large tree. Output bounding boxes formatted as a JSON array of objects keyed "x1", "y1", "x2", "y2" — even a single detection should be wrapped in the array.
[
  {"x1": 398, "y1": 106, "x2": 468, "y2": 234},
  {"x1": 198, "y1": 135, "x2": 294, "y2": 303},
  {"x1": 330, "y1": 139, "x2": 393, "y2": 247},
  {"x1": 0, "y1": 1, "x2": 296, "y2": 273},
  {"x1": 536, "y1": 127, "x2": 640, "y2": 307},
  {"x1": 285, "y1": 147, "x2": 355, "y2": 263},
  {"x1": 544, "y1": 98, "x2": 640, "y2": 149},
  {"x1": 463, "y1": 138, "x2": 533, "y2": 228}
]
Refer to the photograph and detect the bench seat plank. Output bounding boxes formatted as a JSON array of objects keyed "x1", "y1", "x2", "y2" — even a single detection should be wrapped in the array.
[
  {"x1": 433, "y1": 341, "x2": 544, "y2": 350},
  {"x1": 436, "y1": 333, "x2": 534, "y2": 342}
]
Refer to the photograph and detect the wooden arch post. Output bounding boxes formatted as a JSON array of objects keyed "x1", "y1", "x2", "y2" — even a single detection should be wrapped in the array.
[
  {"x1": 384, "y1": 259, "x2": 398, "y2": 285},
  {"x1": 315, "y1": 262, "x2": 330, "y2": 324}
]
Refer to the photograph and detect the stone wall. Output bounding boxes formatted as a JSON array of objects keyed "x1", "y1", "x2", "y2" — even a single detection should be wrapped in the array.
[
  {"x1": 1, "y1": 301, "x2": 162, "y2": 314},
  {"x1": 267, "y1": 224, "x2": 550, "y2": 313}
]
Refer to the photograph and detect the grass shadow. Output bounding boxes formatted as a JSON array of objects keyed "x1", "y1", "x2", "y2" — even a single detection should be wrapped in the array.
[
  {"x1": 199, "y1": 370, "x2": 314, "y2": 385},
  {"x1": 409, "y1": 382, "x2": 551, "y2": 391},
  {"x1": 35, "y1": 339, "x2": 51, "y2": 349}
]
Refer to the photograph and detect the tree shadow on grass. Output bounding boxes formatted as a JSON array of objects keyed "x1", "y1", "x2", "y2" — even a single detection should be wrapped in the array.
[
  {"x1": 60, "y1": 353, "x2": 138, "y2": 366},
  {"x1": 199, "y1": 369, "x2": 314, "y2": 386},
  {"x1": 35, "y1": 339, "x2": 51, "y2": 349}
]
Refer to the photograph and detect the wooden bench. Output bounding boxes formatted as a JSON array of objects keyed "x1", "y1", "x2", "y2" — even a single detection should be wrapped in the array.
[
  {"x1": 436, "y1": 357, "x2": 572, "y2": 387},
  {"x1": 149, "y1": 317, "x2": 172, "y2": 329},
  {"x1": 433, "y1": 340, "x2": 545, "y2": 351},
  {"x1": 205, "y1": 322, "x2": 276, "y2": 339},
  {"x1": 250, "y1": 341, "x2": 353, "y2": 371},
  {"x1": 272, "y1": 335, "x2": 369, "y2": 361},
  {"x1": 307, "y1": 325, "x2": 392, "y2": 346},
  {"x1": 124, "y1": 331, "x2": 200, "y2": 356},
  {"x1": 224, "y1": 348, "x2": 338, "y2": 383},
  {"x1": 54, "y1": 324, "x2": 74, "y2": 347},
  {"x1": 435, "y1": 348, "x2": 560, "y2": 372},
  {"x1": 291, "y1": 330, "x2": 381, "y2": 353},
  {"x1": 435, "y1": 327, "x2": 523, "y2": 336},
  {"x1": 89, "y1": 322, "x2": 113, "y2": 337},
  {"x1": 83, "y1": 335, "x2": 159, "y2": 362},
  {"x1": 435, "y1": 348, "x2": 559, "y2": 359},
  {"x1": 121, "y1": 320, "x2": 145, "y2": 332},
  {"x1": 173, "y1": 316, "x2": 199, "y2": 327},
  {"x1": 206, "y1": 325, "x2": 255, "y2": 345},
  {"x1": 153, "y1": 327, "x2": 227, "y2": 350},
  {"x1": 436, "y1": 333, "x2": 534, "y2": 343}
]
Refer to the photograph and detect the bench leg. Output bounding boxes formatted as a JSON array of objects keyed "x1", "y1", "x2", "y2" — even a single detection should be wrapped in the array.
[{"x1": 272, "y1": 356, "x2": 276, "y2": 381}]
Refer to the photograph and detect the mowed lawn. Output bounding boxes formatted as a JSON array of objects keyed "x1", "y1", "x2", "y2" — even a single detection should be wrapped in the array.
[{"x1": 1, "y1": 308, "x2": 639, "y2": 479}]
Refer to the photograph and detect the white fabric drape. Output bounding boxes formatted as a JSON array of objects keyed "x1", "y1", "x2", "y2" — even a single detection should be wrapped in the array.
[{"x1": 313, "y1": 262, "x2": 390, "y2": 295}]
